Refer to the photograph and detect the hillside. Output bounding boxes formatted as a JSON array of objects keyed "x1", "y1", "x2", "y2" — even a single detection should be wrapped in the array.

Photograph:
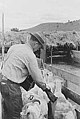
[
  {"x1": 20, "y1": 19, "x2": 80, "y2": 33},
  {"x1": 0, "y1": 19, "x2": 80, "y2": 52}
]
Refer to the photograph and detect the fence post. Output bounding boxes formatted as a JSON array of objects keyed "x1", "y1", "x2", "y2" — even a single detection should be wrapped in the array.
[{"x1": 2, "y1": 13, "x2": 5, "y2": 67}]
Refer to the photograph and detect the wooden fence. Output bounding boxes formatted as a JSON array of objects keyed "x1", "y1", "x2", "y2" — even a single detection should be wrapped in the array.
[{"x1": 44, "y1": 63, "x2": 80, "y2": 119}]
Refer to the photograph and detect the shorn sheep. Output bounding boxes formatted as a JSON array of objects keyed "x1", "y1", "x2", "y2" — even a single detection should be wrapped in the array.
[
  {"x1": 20, "y1": 84, "x2": 49, "y2": 119},
  {"x1": 20, "y1": 68, "x2": 54, "y2": 119},
  {"x1": 51, "y1": 76, "x2": 77, "y2": 119},
  {"x1": 41, "y1": 69, "x2": 77, "y2": 119}
]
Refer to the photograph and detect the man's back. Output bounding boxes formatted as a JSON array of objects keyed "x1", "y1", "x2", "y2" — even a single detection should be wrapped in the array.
[{"x1": 2, "y1": 44, "x2": 36, "y2": 83}]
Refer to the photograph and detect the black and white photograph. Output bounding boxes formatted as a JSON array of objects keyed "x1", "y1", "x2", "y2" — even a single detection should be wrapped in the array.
[{"x1": 0, "y1": 0, "x2": 80, "y2": 119}]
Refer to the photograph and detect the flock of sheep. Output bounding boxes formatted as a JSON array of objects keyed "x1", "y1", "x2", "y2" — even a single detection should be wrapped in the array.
[{"x1": 20, "y1": 68, "x2": 77, "y2": 119}]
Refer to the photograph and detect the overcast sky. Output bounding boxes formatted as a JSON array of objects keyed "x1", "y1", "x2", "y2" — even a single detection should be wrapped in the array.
[{"x1": 0, "y1": 0, "x2": 80, "y2": 31}]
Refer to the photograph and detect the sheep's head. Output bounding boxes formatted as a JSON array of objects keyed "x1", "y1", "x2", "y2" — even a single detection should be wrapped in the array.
[
  {"x1": 41, "y1": 69, "x2": 54, "y2": 83},
  {"x1": 21, "y1": 106, "x2": 36, "y2": 119},
  {"x1": 52, "y1": 76, "x2": 65, "y2": 98},
  {"x1": 21, "y1": 101, "x2": 40, "y2": 119}
]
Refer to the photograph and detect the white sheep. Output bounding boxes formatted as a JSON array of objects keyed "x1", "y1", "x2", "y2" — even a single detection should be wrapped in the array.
[
  {"x1": 51, "y1": 77, "x2": 77, "y2": 119},
  {"x1": 21, "y1": 102, "x2": 41, "y2": 119},
  {"x1": 41, "y1": 68, "x2": 54, "y2": 83},
  {"x1": 20, "y1": 85, "x2": 48, "y2": 119},
  {"x1": 41, "y1": 69, "x2": 77, "y2": 119},
  {"x1": 20, "y1": 84, "x2": 49, "y2": 105}
]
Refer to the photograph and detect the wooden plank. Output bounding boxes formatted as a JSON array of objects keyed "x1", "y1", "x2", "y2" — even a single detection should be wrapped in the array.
[
  {"x1": 62, "y1": 86, "x2": 80, "y2": 119},
  {"x1": 62, "y1": 86, "x2": 80, "y2": 105},
  {"x1": 52, "y1": 51, "x2": 68, "y2": 55},
  {"x1": 2, "y1": 13, "x2": 5, "y2": 68},
  {"x1": 44, "y1": 63, "x2": 80, "y2": 86},
  {"x1": 0, "y1": 92, "x2": 2, "y2": 119},
  {"x1": 51, "y1": 46, "x2": 52, "y2": 65}
]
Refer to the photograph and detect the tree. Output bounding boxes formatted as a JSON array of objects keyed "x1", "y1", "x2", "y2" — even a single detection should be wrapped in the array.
[{"x1": 11, "y1": 28, "x2": 19, "y2": 32}]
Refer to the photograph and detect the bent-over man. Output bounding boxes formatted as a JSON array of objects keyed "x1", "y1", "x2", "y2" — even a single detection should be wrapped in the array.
[{"x1": 0, "y1": 33, "x2": 48, "y2": 119}]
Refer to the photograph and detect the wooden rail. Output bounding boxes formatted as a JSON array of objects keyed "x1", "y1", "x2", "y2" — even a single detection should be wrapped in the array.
[{"x1": 62, "y1": 86, "x2": 80, "y2": 105}]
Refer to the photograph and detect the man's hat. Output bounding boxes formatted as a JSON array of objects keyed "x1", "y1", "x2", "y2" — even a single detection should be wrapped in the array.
[{"x1": 30, "y1": 32, "x2": 45, "y2": 48}]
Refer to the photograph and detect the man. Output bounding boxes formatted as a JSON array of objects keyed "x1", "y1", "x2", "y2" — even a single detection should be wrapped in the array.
[{"x1": 0, "y1": 32, "x2": 48, "y2": 119}]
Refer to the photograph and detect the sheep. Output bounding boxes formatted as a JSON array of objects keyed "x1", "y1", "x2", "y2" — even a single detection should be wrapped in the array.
[
  {"x1": 21, "y1": 96, "x2": 48, "y2": 119},
  {"x1": 41, "y1": 68, "x2": 54, "y2": 83},
  {"x1": 21, "y1": 102, "x2": 41, "y2": 119},
  {"x1": 41, "y1": 69, "x2": 77, "y2": 119},
  {"x1": 20, "y1": 85, "x2": 48, "y2": 119},
  {"x1": 20, "y1": 68, "x2": 55, "y2": 119},
  {"x1": 20, "y1": 84, "x2": 49, "y2": 106},
  {"x1": 50, "y1": 77, "x2": 77, "y2": 119},
  {"x1": 41, "y1": 69, "x2": 59, "y2": 94}
]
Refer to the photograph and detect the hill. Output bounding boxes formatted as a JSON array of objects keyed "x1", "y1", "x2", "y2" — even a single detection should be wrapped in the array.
[
  {"x1": 20, "y1": 19, "x2": 80, "y2": 33},
  {"x1": 0, "y1": 19, "x2": 80, "y2": 52}
]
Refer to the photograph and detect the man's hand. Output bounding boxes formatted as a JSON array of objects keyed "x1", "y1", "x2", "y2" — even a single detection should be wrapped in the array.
[
  {"x1": 35, "y1": 81, "x2": 58, "y2": 103},
  {"x1": 35, "y1": 81, "x2": 46, "y2": 91},
  {"x1": 46, "y1": 83, "x2": 51, "y2": 91},
  {"x1": 44, "y1": 88, "x2": 58, "y2": 103}
]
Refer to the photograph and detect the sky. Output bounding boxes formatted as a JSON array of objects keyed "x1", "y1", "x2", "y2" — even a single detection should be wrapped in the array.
[{"x1": 0, "y1": 0, "x2": 80, "y2": 31}]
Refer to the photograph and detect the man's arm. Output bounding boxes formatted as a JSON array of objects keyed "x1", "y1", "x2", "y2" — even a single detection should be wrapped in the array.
[
  {"x1": 27, "y1": 53, "x2": 58, "y2": 103},
  {"x1": 28, "y1": 54, "x2": 46, "y2": 90}
]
